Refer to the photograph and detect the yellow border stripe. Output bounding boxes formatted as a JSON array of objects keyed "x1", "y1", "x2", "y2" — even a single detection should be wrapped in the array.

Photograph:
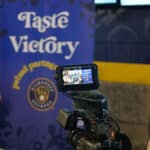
[{"x1": 94, "y1": 61, "x2": 150, "y2": 85}]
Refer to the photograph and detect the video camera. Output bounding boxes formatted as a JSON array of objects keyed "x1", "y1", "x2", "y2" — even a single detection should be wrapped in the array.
[{"x1": 56, "y1": 64, "x2": 132, "y2": 150}]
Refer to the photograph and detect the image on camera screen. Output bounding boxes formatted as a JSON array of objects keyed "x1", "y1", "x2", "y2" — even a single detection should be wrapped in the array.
[{"x1": 62, "y1": 69, "x2": 93, "y2": 85}]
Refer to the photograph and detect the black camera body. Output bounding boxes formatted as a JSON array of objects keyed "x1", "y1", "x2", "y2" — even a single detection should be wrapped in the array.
[{"x1": 56, "y1": 64, "x2": 132, "y2": 150}]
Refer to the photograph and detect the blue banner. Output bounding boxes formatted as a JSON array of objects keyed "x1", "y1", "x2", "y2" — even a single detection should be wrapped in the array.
[{"x1": 0, "y1": 0, "x2": 94, "y2": 149}]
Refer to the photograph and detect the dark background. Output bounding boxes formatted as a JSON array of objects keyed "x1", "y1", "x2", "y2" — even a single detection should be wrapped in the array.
[
  {"x1": 95, "y1": 7, "x2": 150, "y2": 64},
  {"x1": 94, "y1": 6, "x2": 150, "y2": 150}
]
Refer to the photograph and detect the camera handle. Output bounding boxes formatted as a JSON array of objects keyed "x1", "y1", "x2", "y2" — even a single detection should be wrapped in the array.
[{"x1": 65, "y1": 90, "x2": 109, "y2": 121}]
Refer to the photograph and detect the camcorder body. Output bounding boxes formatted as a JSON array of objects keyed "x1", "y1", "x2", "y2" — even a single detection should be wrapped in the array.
[{"x1": 56, "y1": 64, "x2": 132, "y2": 150}]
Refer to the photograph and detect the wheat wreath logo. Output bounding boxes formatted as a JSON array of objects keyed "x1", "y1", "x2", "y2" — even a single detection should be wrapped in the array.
[{"x1": 27, "y1": 78, "x2": 57, "y2": 111}]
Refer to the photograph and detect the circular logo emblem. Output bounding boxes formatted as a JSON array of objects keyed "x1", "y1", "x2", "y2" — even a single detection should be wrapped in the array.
[{"x1": 27, "y1": 78, "x2": 57, "y2": 111}]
